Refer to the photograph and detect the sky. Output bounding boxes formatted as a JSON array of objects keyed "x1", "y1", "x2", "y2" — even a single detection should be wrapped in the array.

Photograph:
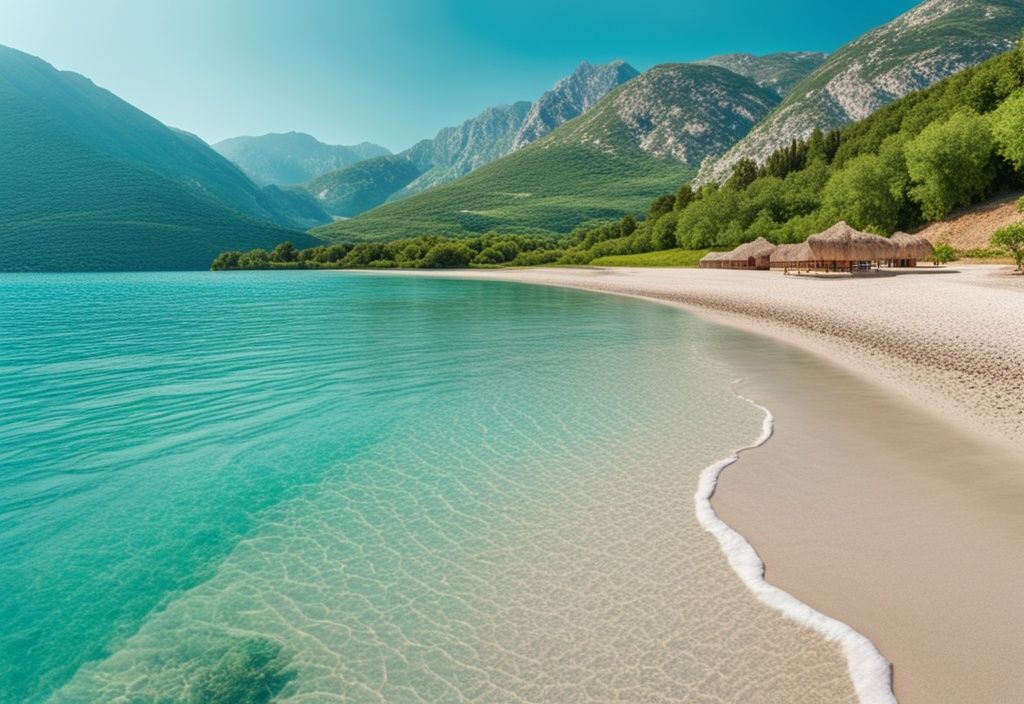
[{"x1": 0, "y1": 0, "x2": 920, "y2": 152}]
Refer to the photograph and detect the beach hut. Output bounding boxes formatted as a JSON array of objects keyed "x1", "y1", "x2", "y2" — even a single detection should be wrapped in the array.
[
  {"x1": 804, "y1": 221, "x2": 895, "y2": 273},
  {"x1": 698, "y1": 251, "x2": 726, "y2": 269},
  {"x1": 726, "y1": 237, "x2": 777, "y2": 270},
  {"x1": 769, "y1": 242, "x2": 815, "y2": 274},
  {"x1": 889, "y1": 232, "x2": 934, "y2": 267}
]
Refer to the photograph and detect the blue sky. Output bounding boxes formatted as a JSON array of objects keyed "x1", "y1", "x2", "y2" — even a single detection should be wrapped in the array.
[{"x1": 0, "y1": 0, "x2": 919, "y2": 151}]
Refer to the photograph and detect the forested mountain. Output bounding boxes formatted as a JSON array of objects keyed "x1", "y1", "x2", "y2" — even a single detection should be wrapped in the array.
[
  {"x1": 212, "y1": 132, "x2": 390, "y2": 186},
  {"x1": 699, "y1": 0, "x2": 1024, "y2": 183},
  {"x1": 300, "y1": 156, "x2": 422, "y2": 217},
  {"x1": 316, "y1": 64, "x2": 778, "y2": 242},
  {"x1": 697, "y1": 52, "x2": 827, "y2": 98},
  {"x1": 0, "y1": 45, "x2": 320, "y2": 271}
]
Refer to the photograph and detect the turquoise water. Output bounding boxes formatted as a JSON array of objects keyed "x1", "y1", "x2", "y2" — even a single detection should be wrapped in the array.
[{"x1": 0, "y1": 272, "x2": 850, "y2": 703}]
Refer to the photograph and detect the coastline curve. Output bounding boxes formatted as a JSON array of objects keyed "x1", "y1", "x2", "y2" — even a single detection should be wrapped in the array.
[{"x1": 695, "y1": 386, "x2": 897, "y2": 704}]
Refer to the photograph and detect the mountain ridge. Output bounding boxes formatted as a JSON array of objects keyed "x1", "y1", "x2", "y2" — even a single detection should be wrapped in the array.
[{"x1": 213, "y1": 132, "x2": 390, "y2": 186}]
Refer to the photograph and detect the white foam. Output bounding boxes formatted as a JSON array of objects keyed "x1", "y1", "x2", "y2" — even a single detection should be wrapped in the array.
[{"x1": 695, "y1": 385, "x2": 897, "y2": 704}]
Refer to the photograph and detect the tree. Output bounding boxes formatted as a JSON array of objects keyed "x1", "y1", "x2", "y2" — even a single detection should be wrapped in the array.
[
  {"x1": 619, "y1": 214, "x2": 638, "y2": 237},
  {"x1": 727, "y1": 158, "x2": 759, "y2": 190},
  {"x1": 904, "y1": 110, "x2": 996, "y2": 220},
  {"x1": 992, "y1": 223, "x2": 1024, "y2": 271},
  {"x1": 822, "y1": 154, "x2": 901, "y2": 233},
  {"x1": 420, "y1": 242, "x2": 473, "y2": 268},
  {"x1": 211, "y1": 250, "x2": 242, "y2": 271},
  {"x1": 651, "y1": 211, "x2": 678, "y2": 250},
  {"x1": 271, "y1": 241, "x2": 297, "y2": 263},
  {"x1": 674, "y1": 184, "x2": 697, "y2": 211},
  {"x1": 991, "y1": 89, "x2": 1024, "y2": 170},
  {"x1": 238, "y1": 248, "x2": 271, "y2": 269},
  {"x1": 646, "y1": 194, "x2": 675, "y2": 222},
  {"x1": 930, "y1": 241, "x2": 957, "y2": 266}
]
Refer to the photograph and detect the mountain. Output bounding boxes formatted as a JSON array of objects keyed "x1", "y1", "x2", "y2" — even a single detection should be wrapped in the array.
[
  {"x1": 698, "y1": 0, "x2": 1024, "y2": 183},
  {"x1": 212, "y1": 132, "x2": 390, "y2": 186},
  {"x1": 315, "y1": 64, "x2": 779, "y2": 242},
  {"x1": 0, "y1": 45, "x2": 321, "y2": 271},
  {"x1": 697, "y1": 52, "x2": 827, "y2": 98},
  {"x1": 301, "y1": 60, "x2": 638, "y2": 217},
  {"x1": 511, "y1": 60, "x2": 640, "y2": 150},
  {"x1": 301, "y1": 155, "x2": 421, "y2": 217},
  {"x1": 395, "y1": 101, "x2": 533, "y2": 199}
]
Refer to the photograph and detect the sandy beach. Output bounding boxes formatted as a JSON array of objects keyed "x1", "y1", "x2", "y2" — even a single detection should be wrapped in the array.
[{"x1": 398, "y1": 264, "x2": 1024, "y2": 703}]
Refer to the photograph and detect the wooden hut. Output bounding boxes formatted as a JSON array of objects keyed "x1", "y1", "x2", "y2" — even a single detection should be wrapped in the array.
[
  {"x1": 698, "y1": 251, "x2": 726, "y2": 269},
  {"x1": 700, "y1": 237, "x2": 777, "y2": 270},
  {"x1": 727, "y1": 237, "x2": 777, "y2": 270},
  {"x1": 888, "y1": 232, "x2": 934, "y2": 267},
  {"x1": 804, "y1": 221, "x2": 895, "y2": 273},
  {"x1": 769, "y1": 242, "x2": 814, "y2": 274}
]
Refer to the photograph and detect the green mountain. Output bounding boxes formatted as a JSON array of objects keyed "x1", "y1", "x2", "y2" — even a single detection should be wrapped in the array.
[
  {"x1": 212, "y1": 132, "x2": 391, "y2": 186},
  {"x1": 697, "y1": 52, "x2": 827, "y2": 98},
  {"x1": 699, "y1": 0, "x2": 1024, "y2": 182},
  {"x1": 300, "y1": 155, "x2": 422, "y2": 217},
  {"x1": 315, "y1": 64, "x2": 779, "y2": 242},
  {"x1": 0, "y1": 45, "x2": 320, "y2": 271}
]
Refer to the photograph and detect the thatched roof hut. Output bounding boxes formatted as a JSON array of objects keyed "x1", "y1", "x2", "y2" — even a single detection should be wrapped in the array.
[
  {"x1": 769, "y1": 242, "x2": 814, "y2": 266},
  {"x1": 698, "y1": 251, "x2": 726, "y2": 268},
  {"x1": 806, "y1": 221, "x2": 894, "y2": 263},
  {"x1": 890, "y1": 232, "x2": 934, "y2": 263}
]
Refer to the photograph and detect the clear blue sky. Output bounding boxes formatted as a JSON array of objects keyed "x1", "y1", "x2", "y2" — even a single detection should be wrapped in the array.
[{"x1": 0, "y1": 0, "x2": 919, "y2": 151}]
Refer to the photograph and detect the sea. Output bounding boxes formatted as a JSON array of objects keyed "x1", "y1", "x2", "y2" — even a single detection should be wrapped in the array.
[{"x1": 0, "y1": 272, "x2": 860, "y2": 703}]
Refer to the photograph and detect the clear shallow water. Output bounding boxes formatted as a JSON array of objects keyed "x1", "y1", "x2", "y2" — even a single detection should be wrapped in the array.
[{"x1": 0, "y1": 272, "x2": 854, "y2": 703}]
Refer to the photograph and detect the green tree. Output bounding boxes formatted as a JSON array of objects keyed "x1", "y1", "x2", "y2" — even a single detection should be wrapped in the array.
[
  {"x1": 991, "y1": 89, "x2": 1024, "y2": 170},
  {"x1": 211, "y1": 250, "x2": 242, "y2": 271},
  {"x1": 930, "y1": 240, "x2": 957, "y2": 266},
  {"x1": 238, "y1": 248, "x2": 271, "y2": 269},
  {"x1": 646, "y1": 194, "x2": 675, "y2": 222},
  {"x1": 420, "y1": 242, "x2": 473, "y2": 268},
  {"x1": 992, "y1": 223, "x2": 1024, "y2": 270},
  {"x1": 727, "y1": 158, "x2": 759, "y2": 190},
  {"x1": 651, "y1": 211, "x2": 678, "y2": 250},
  {"x1": 822, "y1": 154, "x2": 902, "y2": 233},
  {"x1": 674, "y1": 184, "x2": 697, "y2": 211},
  {"x1": 619, "y1": 214, "x2": 638, "y2": 237},
  {"x1": 271, "y1": 241, "x2": 297, "y2": 263},
  {"x1": 905, "y1": 110, "x2": 996, "y2": 220}
]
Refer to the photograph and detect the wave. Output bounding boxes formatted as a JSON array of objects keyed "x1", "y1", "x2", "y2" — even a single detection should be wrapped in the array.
[{"x1": 695, "y1": 385, "x2": 896, "y2": 704}]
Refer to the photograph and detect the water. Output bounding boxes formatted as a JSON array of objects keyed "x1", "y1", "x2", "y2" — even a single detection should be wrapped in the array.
[{"x1": 0, "y1": 272, "x2": 855, "y2": 702}]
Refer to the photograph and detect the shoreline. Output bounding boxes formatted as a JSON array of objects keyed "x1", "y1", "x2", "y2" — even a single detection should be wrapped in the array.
[{"x1": 362, "y1": 265, "x2": 1024, "y2": 703}]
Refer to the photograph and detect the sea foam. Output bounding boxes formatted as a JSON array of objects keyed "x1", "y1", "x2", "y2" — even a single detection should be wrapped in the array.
[{"x1": 695, "y1": 386, "x2": 897, "y2": 704}]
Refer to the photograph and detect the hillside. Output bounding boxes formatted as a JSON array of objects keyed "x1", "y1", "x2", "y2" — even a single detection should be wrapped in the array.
[
  {"x1": 0, "y1": 46, "x2": 319, "y2": 271},
  {"x1": 315, "y1": 64, "x2": 779, "y2": 242},
  {"x1": 300, "y1": 155, "x2": 422, "y2": 217},
  {"x1": 213, "y1": 132, "x2": 390, "y2": 185},
  {"x1": 397, "y1": 101, "x2": 533, "y2": 199},
  {"x1": 697, "y1": 52, "x2": 827, "y2": 98},
  {"x1": 510, "y1": 60, "x2": 639, "y2": 150},
  {"x1": 0, "y1": 46, "x2": 329, "y2": 231},
  {"x1": 699, "y1": 0, "x2": 1024, "y2": 183},
  {"x1": 916, "y1": 191, "x2": 1024, "y2": 250}
]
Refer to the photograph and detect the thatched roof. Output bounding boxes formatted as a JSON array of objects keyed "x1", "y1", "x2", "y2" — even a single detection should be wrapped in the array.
[
  {"x1": 890, "y1": 232, "x2": 935, "y2": 259},
  {"x1": 728, "y1": 236, "x2": 777, "y2": 260},
  {"x1": 806, "y1": 221, "x2": 895, "y2": 261},
  {"x1": 699, "y1": 251, "x2": 726, "y2": 263},
  {"x1": 770, "y1": 242, "x2": 814, "y2": 263}
]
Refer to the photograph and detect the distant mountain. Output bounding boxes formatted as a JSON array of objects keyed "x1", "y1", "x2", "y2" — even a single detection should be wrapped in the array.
[
  {"x1": 0, "y1": 45, "x2": 321, "y2": 271},
  {"x1": 301, "y1": 155, "x2": 421, "y2": 217},
  {"x1": 395, "y1": 101, "x2": 533, "y2": 199},
  {"x1": 316, "y1": 64, "x2": 778, "y2": 242},
  {"x1": 698, "y1": 0, "x2": 1024, "y2": 183},
  {"x1": 212, "y1": 132, "x2": 390, "y2": 186},
  {"x1": 304, "y1": 60, "x2": 637, "y2": 217},
  {"x1": 697, "y1": 52, "x2": 827, "y2": 98},
  {"x1": 511, "y1": 60, "x2": 640, "y2": 150}
]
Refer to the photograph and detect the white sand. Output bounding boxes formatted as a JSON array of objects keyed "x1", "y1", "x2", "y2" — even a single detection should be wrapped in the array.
[{"x1": 383, "y1": 264, "x2": 1024, "y2": 703}]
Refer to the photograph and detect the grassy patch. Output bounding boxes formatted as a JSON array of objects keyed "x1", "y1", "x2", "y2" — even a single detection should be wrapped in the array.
[{"x1": 589, "y1": 248, "x2": 718, "y2": 267}]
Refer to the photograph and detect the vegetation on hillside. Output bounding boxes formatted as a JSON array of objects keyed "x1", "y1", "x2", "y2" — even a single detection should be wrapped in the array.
[
  {"x1": 219, "y1": 43, "x2": 1024, "y2": 272},
  {"x1": 297, "y1": 156, "x2": 421, "y2": 217}
]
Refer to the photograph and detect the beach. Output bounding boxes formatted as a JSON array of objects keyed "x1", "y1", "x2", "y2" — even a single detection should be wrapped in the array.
[{"x1": 413, "y1": 264, "x2": 1024, "y2": 703}]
